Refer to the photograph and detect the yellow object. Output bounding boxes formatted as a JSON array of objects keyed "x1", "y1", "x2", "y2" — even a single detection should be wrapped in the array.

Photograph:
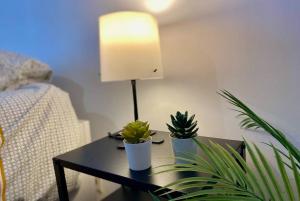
[
  {"x1": 99, "y1": 11, "x2": 163, "y2": 82},
  {"x1": 0, "y1": 127, "x2": 6, "y2": 201},
  {"x1": 0, "y1": 127, "x2": 4, "y2": 149}
]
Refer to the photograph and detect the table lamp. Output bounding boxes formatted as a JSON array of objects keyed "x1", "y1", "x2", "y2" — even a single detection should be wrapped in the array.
[{"x1": 99, "y1": 11, "x2": 163, "y2": 124}]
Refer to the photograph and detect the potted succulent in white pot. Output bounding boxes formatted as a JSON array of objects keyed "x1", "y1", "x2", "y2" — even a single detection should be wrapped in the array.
[
  {"x1": 167, "y1": 111, "x2": 199, "y2": 164},
  {"x1": 121, "y1": 121, "x2": 152, "y2": 171}
]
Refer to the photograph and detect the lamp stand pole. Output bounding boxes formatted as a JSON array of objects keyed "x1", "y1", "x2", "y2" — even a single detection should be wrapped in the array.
[
  {"x1": 108, "y1": 79, "x2": 160, "y2": 145},
  {"x1": 108, "y1": 80, "x2": 138, "y2": 137},
  {"x1": 131, "y1": 80, "x2": 138, "y2": 121}
]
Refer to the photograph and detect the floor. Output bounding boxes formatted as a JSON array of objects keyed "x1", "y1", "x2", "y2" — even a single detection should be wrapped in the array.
[{"x1": 72, "y1": 174, "x2": 120, "y2": 201}]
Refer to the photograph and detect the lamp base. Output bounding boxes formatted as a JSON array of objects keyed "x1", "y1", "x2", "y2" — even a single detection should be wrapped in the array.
[
  {"x1": 108, "y1": 130, "x2": 164, "y2": 150},
  {"x1": 107, "y1": 130, "x2": 123, "y2": 140},
  {"x1": 108, "y1": 130, "x2": 157, "y2": 140}
]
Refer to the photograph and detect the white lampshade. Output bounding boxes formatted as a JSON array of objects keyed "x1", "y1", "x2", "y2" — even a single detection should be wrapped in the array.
[{"x1": 99, "y1": 11, "x2": 163, "y2": 82}]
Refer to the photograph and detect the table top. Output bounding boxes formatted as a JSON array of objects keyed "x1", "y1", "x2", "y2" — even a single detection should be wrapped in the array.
[{"x1": 54, "y1": 131, "x2": 244, "y2": 192}]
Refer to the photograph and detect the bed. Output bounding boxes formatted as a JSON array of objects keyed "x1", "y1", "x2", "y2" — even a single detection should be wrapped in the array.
[{"x1": 0, "y1": 51, "x2": 91, "y2": 201}]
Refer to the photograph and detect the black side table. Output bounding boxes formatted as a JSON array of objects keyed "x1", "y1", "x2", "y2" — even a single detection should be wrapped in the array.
[{"x1": 53, "y1": 131, "x2": 245, "y2": 201}]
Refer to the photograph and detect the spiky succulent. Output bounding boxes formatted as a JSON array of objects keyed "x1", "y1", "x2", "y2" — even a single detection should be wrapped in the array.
[
  {"x1": 167, "y1": 111, "x2": 198, "y2": 139},
  {"x1": 121, "y1": 121, "x2": 151, "y2": 144}
]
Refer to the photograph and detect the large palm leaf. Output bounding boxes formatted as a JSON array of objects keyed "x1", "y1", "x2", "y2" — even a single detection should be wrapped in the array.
[
  {"x1": 219, "y1": 90, "x2": 300, "y2": 165},
  {"x1": 154, "y1": 139, "x2": 299, "y2": 201},
  {"x1": 152, "y1": 91, "x2": 300, "y2": 201}
]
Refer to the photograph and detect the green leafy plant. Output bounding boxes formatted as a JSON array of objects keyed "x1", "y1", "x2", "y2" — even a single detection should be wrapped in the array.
[
  {"x1": 167, "y1": 111, "x2": 199, "y2": 139},
  {"x1": 121, "y1": 120, "x2": 151, "y2": 144},
  {"x1": 152, "y1": 90, "x2": 300, "y2": 201}
]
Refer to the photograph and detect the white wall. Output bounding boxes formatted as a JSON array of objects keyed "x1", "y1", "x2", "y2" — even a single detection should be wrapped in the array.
[{"x1": 1, "y1": 0, "x2": 299, "y2": 147}]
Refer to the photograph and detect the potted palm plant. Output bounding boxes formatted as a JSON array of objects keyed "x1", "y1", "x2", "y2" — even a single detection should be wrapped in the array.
[
  {"x1": 152, "y1": 90, "x2": 300, "y2": 201},
  {"x1": 121, "y1": 120, "x2": 152, "y2": 171},
  {"x1": 167, "y1": 111, "x2": 199, "y2": 163}
]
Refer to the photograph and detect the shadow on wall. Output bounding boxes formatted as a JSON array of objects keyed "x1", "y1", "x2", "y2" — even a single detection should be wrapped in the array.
[{"x1": 52, "y1": 76, "x2": 116, "y2": 141}]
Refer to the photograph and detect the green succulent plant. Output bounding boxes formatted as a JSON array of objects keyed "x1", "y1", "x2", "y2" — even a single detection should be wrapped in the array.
[
  {"x1": 121, "y1": 120, "x2": 151, "y2": 144},
  {"x1": 167, "y1": 111, "x2": 199, "y2": 139}
]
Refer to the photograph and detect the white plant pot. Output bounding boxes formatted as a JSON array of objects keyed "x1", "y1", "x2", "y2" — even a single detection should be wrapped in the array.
[
  {"x1": 124, "y1": 138, "x2": 152, "y2": 171},
  {"x1": 171, "y1": 136, "x2": 197, "y2": 164}
]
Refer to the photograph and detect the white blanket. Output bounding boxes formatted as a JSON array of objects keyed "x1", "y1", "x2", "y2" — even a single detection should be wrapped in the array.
[{"x1": 0, "y1": 83, "x2": 84, "y2": 201}]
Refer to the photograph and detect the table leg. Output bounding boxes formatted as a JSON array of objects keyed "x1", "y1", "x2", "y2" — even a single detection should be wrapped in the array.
[
  {"x1": 240, "y1": 142, "x2": 246, "y2": 159},
  {"x1": 53, "y1": 160, "x2": 69, "y2": 201}
]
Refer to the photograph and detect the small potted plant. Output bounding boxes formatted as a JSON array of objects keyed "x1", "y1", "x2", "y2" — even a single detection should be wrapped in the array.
[
  {"x1": 121, "y1": 120, "x2": 152, "y2": 171},
  {"x1": 167, "y1": 111, "x2": 199, "y2": 164}
]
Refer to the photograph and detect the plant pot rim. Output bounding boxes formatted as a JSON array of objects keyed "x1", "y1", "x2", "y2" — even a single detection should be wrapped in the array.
[
  {"x1": 123, "y1": 136, "x2": 152, "y2": 145},
  {"x1": 169, "y1": 133, "x2": 197, "y2": 140}
]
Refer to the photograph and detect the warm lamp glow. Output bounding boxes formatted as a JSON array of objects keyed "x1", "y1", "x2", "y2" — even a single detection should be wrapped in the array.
[
  {"x1": 145, "y1": 0, "x2": 174, "y2": 13},
  {"x1": 99, "y1": 12, "x2": 163, "y2": 82},
  {"x1": 100, "y1": 12, "x2": 159, "y2": 44}
]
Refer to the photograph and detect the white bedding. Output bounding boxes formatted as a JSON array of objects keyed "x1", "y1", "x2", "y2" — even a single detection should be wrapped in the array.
[{"x1": 0, "y1": 83, "x2": 85, "y2": 201}]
